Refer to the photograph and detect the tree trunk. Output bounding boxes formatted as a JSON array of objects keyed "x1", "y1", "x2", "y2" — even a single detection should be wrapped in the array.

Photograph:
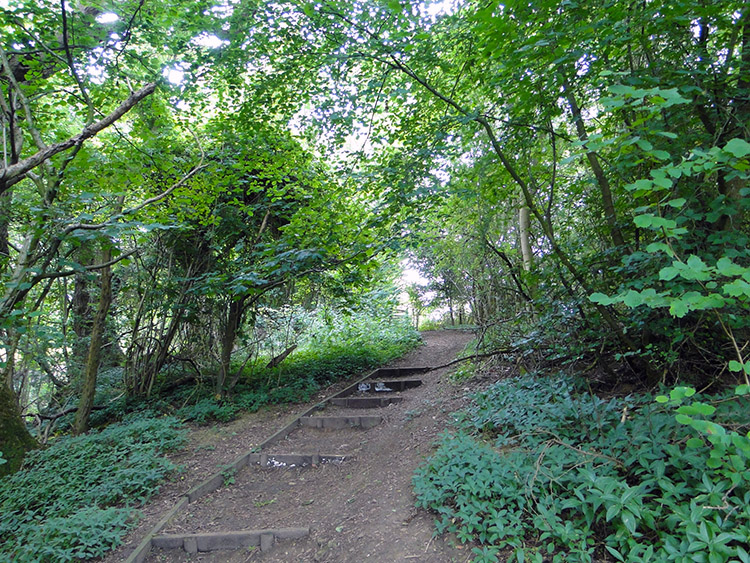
[
  {"x1": 0, "y1": 379, "x2": 37, "y2": 476},
  {"x1": 73, "y1": 247, "x2": 112, "y2": 435},
  {"x1": 0, "y1": 188, "x2": 11, "y2": 270},
  {"x1": 519, "y1": 204, "x2": 533, "y2": 272},
  {"x1": 218, "y1": 297, "x2": 245, "y2": 396},
  {"x1": 562, "y1": 77, "x2": 626, "y2": 249},
  {"x1": 69, "y1": 245, "x2": 94, "y2": 382}
]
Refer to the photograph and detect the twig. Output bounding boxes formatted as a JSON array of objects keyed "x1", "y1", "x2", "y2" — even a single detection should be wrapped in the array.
[
  {"x1": 24, "y1": 404, "x2": 105, "y2": 421},
  {"x1": 427, "y1": 349, "x2": 512, "y2": 371}
]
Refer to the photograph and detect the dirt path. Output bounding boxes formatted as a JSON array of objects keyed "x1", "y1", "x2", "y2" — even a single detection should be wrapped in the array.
[{"x1": 110, "y1": 330, "x2": 476, "y2": 563}]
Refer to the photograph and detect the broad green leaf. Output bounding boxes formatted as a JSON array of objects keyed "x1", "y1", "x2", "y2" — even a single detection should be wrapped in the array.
[
  {"x1": 646, "y1": 242, "x2": 675, "y2": 256},
  {"x1": 666, "y1": 198, "x2": 686, "y2": 208},
  {"x1": 659, "y1": 266, "x2": 679, "y2": 281},
  {"x1": 677, "y1": 403, "x2": 716, "y2": 416},
  {"x1": 686, "y1": 437, "x2": 704, "y2": 448},
  {"x1": 723, "y1": 279, "x2": 750, "y2": 298},
  {"x1": 675, "y1": 413, "x2": 692, "y2": 425},
  {"x1": 728, "y1": 360, "x2": 750, "y2": 374},
  {"x1": 589, "y1": 292, "x2": 615, "y2": 305},
  {"x1": 669, "y1": 300, "x2": 689, "y2": 317},
  {"x1": 724, "y1": 138, "x2": 750, "y2": 158},
  {"x1": 621, "y1": 510, "x2": 636, "y2": 534},
  {"x1": 623, "y1": 290, "x2": 644, "y2": 308},
  {"x1": 716, "y1": 257, "x2": 748, "y2": 277}
]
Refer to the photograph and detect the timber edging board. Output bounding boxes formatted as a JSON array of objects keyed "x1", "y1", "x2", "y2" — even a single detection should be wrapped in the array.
[
  {"x1": 329, "y1": 396, "x2": 404, "y2": 408},
  {"x1": 299, "y1": 415, "x2": 383, "y2": 429},
  {"x1": 152, "y1": 527, "x2": 310, "y2": 553}
]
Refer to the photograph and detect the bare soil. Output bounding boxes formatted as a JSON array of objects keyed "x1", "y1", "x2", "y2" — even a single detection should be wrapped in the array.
[{"x1": 106, "y1": 330, "x2": 482, "y2": 563}]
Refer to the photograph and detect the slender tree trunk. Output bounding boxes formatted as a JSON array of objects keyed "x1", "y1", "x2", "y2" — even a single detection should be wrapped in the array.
[
  {"x1": 0, "y1": 188, "x2": 11, "y2": 269},
  {"x1": 73, "y1": 246, "x2": 112, "y2": 435},
  {"x1": 561, "y1": 77, "x2": 626, "y2": 249},
  {"x1": 69, "y1": 245, "x2": 94, "y2": 381},
  {"x1": 519, "y1": 204, "x2": 533, "y2": 271},
  {"x1": 218, "y1": 298, "x2": 245, "y2": 396}
]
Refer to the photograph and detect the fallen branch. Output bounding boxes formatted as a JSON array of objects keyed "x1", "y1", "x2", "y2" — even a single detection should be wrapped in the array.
[{"x1": 266, "y1": 344, "x2": 298, "y2": 369}]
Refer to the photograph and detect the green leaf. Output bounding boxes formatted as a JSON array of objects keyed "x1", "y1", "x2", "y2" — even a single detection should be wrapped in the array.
[
  {"x1": 623, "y1": 290, "x2": 644, "y2": 308},
  {"x1": 387, "y1": 0, "x2": 403, "y2": 13},
  {"x1": 669, "y1": 300, "x2": 689, "y2": 317},
  {"x1": 605, "y1": 546, "x2": 625, "y2": 562},
  {"x1": 633, "y1": 214, "x2": 655, "y2": 228},
  {"x1": 675, "y1": 413, "x2": 693, "y2": 425},
  {"x1": 609, "y1": 84, "x2": 636, "y2": 96},
  {"x1": 659, "y1": 266, "x2": 680, "y2": 281},
  {"x1": 626, "y1": 179, "x2": 654, "y2": 193},
  {"x1": 646, "y1": 242, "x2": 675, "y2": 257},
  {"x1": 650, "y1": 150, "x2": 671, "y2": 161},
  {"x1": 621, "y1": 510, "x2": 636, "y2": 534},
  {"x1": 677, "y1": 402, "x2": 716, "y2": 416},
  {"x1": 728, "y1": 360, "x2": 743, "y2": 373},
  {"x1": 636, "y1": 139, "x2": 653, "y2": 151},
  {"x1": 723, "y1": 279, "x2": 750, "y2": 298},
  {"x1": 670, "y1": 387, "x2": 695, "y2": 401},
  {"x1": 666, "y1": 198, "x2": 686, "y2": 208},
  {"x1": 728, "y1": 360, "x2": 750, "y2": 374},
  {"x1": 706, "y1": 457, "x2": 722, "y2": 469},
  {"x1": 724, "y1": 138, "x2": 750, "y2": 158},
  {"x1": 716, "y1": 257, "x2": 747, "y2": 277},
  {"x1": 589, "y1": 292, "x2": 615, "y2": 305}
]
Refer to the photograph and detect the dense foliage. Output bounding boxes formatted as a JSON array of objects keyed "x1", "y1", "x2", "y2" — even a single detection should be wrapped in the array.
[
  {"x1": 0, "y1": 415, "x2": 186, "y2": 562},
  {"x1": 414, "y1": 374, "x2": 750, "y2": 563}
]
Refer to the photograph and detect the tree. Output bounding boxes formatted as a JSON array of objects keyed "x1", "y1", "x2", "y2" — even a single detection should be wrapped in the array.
[{"x1": 0, "y1": 0, "x2": 209, "y2": 462}]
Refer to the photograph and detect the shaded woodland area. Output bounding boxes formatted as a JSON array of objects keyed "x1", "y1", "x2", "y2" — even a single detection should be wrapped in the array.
[{"x1": 1, "y1": 0, "x2": 749, "y2": 561}]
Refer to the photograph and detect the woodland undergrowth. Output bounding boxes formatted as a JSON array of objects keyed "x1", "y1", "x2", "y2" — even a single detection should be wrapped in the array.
[
  {"x1": 88, "y1": 311, "x2": 420, "y2": 427},
  {"x1": 0, "y1": 415, "x2": 186, "y2": 562},
  {"x1": 414, "y1": 372, "x2": 750, "y2": 563}
]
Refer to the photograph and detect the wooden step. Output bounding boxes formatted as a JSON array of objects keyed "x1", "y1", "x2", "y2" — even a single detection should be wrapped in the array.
[
  {"x1": 345, "y1": 379, "x2": 423, "y2": 395},
  {"x1": 152, "y1": 527, "x2": 309, "y2": 553},
  {"x1": 329, "y1": 397, "x2": 404, "y2": 409},
  {"x1": 299, "y1": 415, "x2": 383, "y2": 429}
]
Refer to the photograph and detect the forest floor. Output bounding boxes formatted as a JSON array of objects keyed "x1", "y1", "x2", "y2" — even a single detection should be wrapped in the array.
[{"x1": 103, "y1": 330, "x2": 503, "y2": 563}]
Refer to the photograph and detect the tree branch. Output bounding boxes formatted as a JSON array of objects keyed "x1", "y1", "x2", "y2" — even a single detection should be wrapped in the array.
[
  {"x1": 427, "y1": 349, "x2": 512, "y2": 371},
  {"x1": 0, "y1": 82, "x2": 157, "y2": 194}
]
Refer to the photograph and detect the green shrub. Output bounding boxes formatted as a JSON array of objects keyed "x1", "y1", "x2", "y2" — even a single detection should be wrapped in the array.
[
  {"x1": 178, "y1": 397, "x2": 239, "y2": 423},
  {"x1": 0, "y1": 415, "x2": 186, "y2": 562},
  {"x1": 414, "y1": 374, "x2": 750, "y2": 563},
  {"x1": 175, "y1": 313, "x2": 420, "y2": 424}
]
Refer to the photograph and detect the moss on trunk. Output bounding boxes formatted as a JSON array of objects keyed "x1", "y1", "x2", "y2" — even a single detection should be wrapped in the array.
[{"x1": 0, "y1": 382, "x2": 37, "y2": 476}]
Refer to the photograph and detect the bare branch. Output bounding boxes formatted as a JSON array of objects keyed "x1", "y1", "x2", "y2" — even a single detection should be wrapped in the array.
[
  {"x1": 32, "y1": 249, "x2": 138, "y2": 282},
  {"x1": 426, "y1": 348, "x2": 512, "y2": 371}
]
